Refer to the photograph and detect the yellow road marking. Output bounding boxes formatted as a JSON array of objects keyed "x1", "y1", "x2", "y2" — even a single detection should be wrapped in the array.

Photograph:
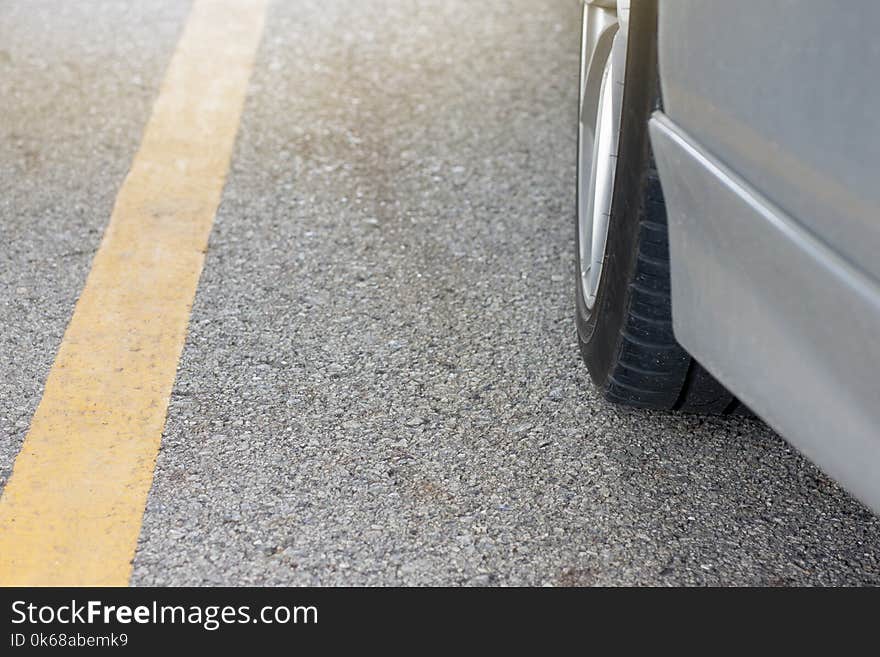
[{"x1": 0, "y1": 0, "x2": 268, "y2": 586}]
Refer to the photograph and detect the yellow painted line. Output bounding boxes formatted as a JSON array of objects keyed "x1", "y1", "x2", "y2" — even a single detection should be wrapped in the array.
[{"x1": 0, "y1": 0, "x2": 267, "y2": 586}]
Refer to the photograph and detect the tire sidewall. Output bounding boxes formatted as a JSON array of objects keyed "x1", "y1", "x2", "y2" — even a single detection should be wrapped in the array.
[{"x1": 575, "y1": 1, "x2": 656, "y2": 387}]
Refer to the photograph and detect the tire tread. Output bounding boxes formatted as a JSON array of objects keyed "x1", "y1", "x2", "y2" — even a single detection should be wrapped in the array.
[{"x1": 599, "y1": 169, "x2": 738, "y2": 413}]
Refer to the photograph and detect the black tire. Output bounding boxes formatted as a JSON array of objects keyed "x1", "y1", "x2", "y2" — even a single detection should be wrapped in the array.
[{"x1": 575, "y1": 0, "x2": 742, "y2": 414}]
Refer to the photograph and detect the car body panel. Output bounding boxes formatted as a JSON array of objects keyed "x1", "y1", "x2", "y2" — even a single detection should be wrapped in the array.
[
  {"x1": 649, "y1": 1, "x2": 880, "y2": 511},
  {"x1": 650, "y1": 115, "x2": 880, "y2": 512},
  {"x1": 655, "y1": 0, "x2": 880, "y2": 284}
]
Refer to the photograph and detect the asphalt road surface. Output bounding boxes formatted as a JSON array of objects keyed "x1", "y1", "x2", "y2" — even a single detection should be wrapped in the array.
[{"x1": 2, "y1": 0, "x2": 880, "y2": 586}]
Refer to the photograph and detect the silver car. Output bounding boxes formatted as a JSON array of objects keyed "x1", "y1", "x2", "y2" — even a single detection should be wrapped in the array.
[{"x1": 576, "y1": 0, "x2": 880, "y2": 511}]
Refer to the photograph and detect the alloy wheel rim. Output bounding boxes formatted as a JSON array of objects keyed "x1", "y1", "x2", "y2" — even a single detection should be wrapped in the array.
[{"x1": 577, "y1": 3, "x2": 627, "y2": 312}]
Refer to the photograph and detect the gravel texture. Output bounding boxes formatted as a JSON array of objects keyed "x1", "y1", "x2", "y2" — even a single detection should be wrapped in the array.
[{"x1": 3, "y1": 0, "x2": 880, "y2": 586}]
